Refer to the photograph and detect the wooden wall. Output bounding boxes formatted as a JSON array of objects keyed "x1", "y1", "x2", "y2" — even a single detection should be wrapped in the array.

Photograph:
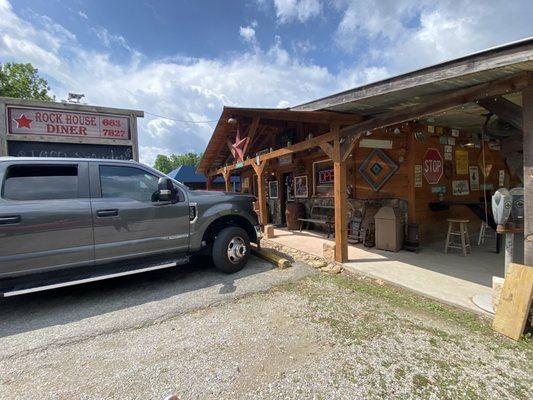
[{"x1": 235, "y1": 119, "x2": 518, "y2": 244}]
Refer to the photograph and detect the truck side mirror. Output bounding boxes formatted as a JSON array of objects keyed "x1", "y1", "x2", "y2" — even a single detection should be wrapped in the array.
[{"x1": 158, "y1": 177, "x2": 176, "y2": 202}]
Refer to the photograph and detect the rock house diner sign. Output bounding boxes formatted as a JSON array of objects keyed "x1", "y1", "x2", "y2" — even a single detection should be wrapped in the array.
[{"x1": 7, "y1": 107, "x2": 130, "y2": 140}]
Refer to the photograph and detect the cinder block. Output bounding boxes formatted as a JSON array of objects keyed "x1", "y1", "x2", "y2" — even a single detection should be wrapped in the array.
[{"x1": 265, "y1": 225, "x2": 275, "y2": 239}]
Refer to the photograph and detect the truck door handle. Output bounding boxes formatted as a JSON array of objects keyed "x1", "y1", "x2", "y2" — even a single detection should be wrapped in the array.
[
  {"x1": 96, "y1": 209, "x2": 119, "y2": 218},
  {"x1": 0, "y1": 215, "x2": 21, "y2": 225}
]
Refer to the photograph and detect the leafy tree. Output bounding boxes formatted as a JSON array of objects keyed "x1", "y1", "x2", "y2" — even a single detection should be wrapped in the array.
[
  {"x1": 0, "y1": 62, "x2": 53, "y2": 101},
  {"x1": 153, "y1": 154, "x2": 174, "y2": 174},
  {"x1": 154, "y1": 152, "x2": 203, "y2": 174}
]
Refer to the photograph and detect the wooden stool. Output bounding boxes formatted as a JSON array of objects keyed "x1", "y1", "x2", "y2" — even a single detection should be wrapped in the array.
[
  {"x1": 477, "y1": 221, "x2": 496, "y2": 245},
  {"x1": 444, "y1": 219, "x2": 471, "y2": 256}
]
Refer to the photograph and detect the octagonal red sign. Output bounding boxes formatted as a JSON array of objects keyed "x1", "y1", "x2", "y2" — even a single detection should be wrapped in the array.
[{"x1": 423, "y1": 148, "x2": 443, "y2": 184}]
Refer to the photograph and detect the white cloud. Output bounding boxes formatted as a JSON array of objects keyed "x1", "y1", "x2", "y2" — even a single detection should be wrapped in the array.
[
  {"x1": 0, "y1": 0, "x2": 338, "y2": 165},
  {"x1": 78, "y1": 10, "x2": 88, "y2": 19},
  {"x1": 92, "y1": 26, "x2": 133, "y2": 52},
  {"x1": 333, "y1": 0, "x2": 533, "y2": 74},
  {"x1": 1, "y1": 0, "x2": 532, "y2": 167},
  {"x1": 239, "y1": 25, "x2": 256, "y2": 43},
  {"x1": 273, "y1": 0, "x2": 322, "y2": 23}
]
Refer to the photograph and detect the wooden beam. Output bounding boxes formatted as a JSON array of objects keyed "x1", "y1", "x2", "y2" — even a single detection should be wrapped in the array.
[
  {"x1": 222, "y1": 169, "x2": 231, "y2": 192},
  {"x1": 242, "y1": 116, "x2": 260, "y2": 158},
  {"x1": 340, "y1": 132, "x2": 361, "y2": 162},
  {"x1": 205, "y1": 173, "x2": 213, "y2": 190},
  {"x1": 319, "y1": 142, "x2": 334, "y2": 159},
  {"x1": 252, "y1": 161, "x2": 268, "y2": 225},
  {"x1": 332, "y1": 125, "x2": 348, "y2": 263},
  {"x1": 213, "y1": 73, "x2": 532, "y2": 176},
  {"x1": 339, "y1": 72, "x2": 533, "y2": 138},
  {"x1": 478, "y1": 96, "x2": 523, "y2": 131},
  {"x1": 214, "y1": 130, "x2": 338, "y2": 175},
  {"x1": 523, "y1": 85, "x2": 533, "y2": 266}
]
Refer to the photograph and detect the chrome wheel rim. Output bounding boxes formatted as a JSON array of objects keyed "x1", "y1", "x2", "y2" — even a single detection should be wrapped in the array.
[{"x1": 227, "y1": 236, "x2": 246, "y2": 264}]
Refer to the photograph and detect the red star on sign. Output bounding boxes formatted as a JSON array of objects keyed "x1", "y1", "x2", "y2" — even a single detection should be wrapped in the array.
[
  {"x1": 14, "y1": 114, "x2": 33, "y2": 129},
  {"x1": 231, "y1": 126, "x2": 248, "y2": 163}
]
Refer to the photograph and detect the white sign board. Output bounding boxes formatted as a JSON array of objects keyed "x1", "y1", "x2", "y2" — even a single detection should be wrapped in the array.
[{"x1": 8, "y1": 107, "x2": 130, "y2": 140}]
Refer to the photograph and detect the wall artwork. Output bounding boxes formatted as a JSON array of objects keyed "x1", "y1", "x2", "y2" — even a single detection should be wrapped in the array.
[
  {"x1": 499, "y1": 170, "x2": 506, "y2": 187},
  {"x1": 469, "y1": 166, "x2": 480, "y2": 191},
  {"x1": 452, "y1": 180, "x2": 470, "y2": 196},
  {"x1": 358, "y1": 149, "x2": 399, "y2": 191},
  {"x1": 243, "y1": 177, "x2": 250, "y2": 189},
  {"x1": 414, "y1": 164, "x2": 423, "y2": 188},
  {"x1": 294, "y1": 176, "x2": 308, "y2": 198},
  {"x1": 268, "y1": 181, "x2": 278, "y2": 199},
  {"x1": 455, "y1": 150, "x2": 469, "y2": 175},
  {"x1": 431, "y1": 186, "x2": 447, "y2": 194},
  {"x1": 451, "y1": 129, "x2": 460, "y2": 137},
  {"x1": 444, "y1": 145, "x2": 453, "y2": 160}
]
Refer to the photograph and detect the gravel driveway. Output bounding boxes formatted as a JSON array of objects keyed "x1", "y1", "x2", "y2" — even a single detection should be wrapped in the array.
[{"x1": 0, "y1": 259, "x2": 531, "y2": 399}]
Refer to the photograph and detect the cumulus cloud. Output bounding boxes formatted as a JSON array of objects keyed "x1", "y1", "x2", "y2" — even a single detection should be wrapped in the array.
[
  {"x1": 0, "y1": 0, "x2": 338, "y2": 165},
  {"x1": 78, "y1": 10, "x2": 88, "y2": 19},
  {"x1": 239, "y1": 25, "x2": 256, "y2": 44},
  {"x1": 333, "y1": 0, "x2": 533, "y2": 74},
  {"x1": 1, "y1": 0, "x2": 531, "y2": 167},
  {"x1": 273, "y1": 0, "x2": 322, "y2": 23}
]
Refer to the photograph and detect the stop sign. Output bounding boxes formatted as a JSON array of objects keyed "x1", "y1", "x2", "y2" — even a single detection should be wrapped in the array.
[{"x1": 423, "y1": 148, "x2": 443, "y2": 184}]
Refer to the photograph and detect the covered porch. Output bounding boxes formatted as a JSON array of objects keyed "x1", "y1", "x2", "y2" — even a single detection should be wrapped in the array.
[
  {"x1": 197, "y1": 38, "x2": 533, "y2": 315},
  {"x1": 264, "y1": 227, "x2": 524, "y2": 314}
]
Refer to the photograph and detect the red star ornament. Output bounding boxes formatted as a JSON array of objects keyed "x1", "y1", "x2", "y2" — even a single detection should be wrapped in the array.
[
  {"x1": 14, "y1": 114, "x2": 33, "y2": 129},
  {"x1": 231, "y1": 127, "x2": 248, "y2": 163}
]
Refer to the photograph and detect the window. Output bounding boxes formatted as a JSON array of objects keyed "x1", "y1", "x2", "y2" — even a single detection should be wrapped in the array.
[
  {"x1": 313, "y1": 159, "x2": 334, "y2": 197},
  {"x1": 3, "y1": 165, "x2": 79, "y2": 200},
  {"x1": 100, "y1": 165, "x2": 159, "y2": 202}
]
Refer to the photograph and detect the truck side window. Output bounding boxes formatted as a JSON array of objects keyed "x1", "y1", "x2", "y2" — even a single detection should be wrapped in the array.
[
  {"x1": 3, "y1": 165, "x2": 79, "y2": 200},
  {"x1": 100, "y1": 166, "x2": 159, "y2": 202}
]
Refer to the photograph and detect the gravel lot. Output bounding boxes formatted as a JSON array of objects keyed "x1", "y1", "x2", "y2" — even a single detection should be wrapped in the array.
[{"x1": 0, "y1": 259, "x2": 531, "y2": 399}]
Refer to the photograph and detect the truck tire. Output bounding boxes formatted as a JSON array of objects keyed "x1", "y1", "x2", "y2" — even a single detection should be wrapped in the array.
[{"x1": 212, "y1": 227, "x2": 250, "y2": 273}]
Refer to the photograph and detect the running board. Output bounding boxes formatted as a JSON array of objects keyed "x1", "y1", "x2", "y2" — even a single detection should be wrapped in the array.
[{"x1": 2, "y1": 257, "x2": 189, "y2": 297}]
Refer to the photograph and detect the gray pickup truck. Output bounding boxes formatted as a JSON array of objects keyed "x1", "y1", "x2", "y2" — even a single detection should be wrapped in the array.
[{"x1": 0, "y1": 157, "x2": 261, "y2": 296}]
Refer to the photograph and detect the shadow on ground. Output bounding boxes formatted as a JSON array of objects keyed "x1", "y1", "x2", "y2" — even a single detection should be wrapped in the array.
[{"x1": 0, "y1": 255, "x2": 274, "y2": 339}]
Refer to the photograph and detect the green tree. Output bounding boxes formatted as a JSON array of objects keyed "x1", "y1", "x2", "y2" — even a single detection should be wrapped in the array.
[
  {"x1": 153, "y1": 152, "x2": 203, "y2": 174},
  {"x1": 0, "y1": 62, "x2": 53, "y2": 101},
  {"x1": 153, "y1": 154, "x2": 174, "y2": 174}
]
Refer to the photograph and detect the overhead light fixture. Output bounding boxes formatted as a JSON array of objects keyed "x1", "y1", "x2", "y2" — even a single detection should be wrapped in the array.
[{"x1": 227, "y1": 115, "x2": 237, "y2": 124}]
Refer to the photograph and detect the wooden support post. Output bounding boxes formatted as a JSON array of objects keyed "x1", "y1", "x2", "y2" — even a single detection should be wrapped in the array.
[
  {"x1": 205, "y1": 174, "x2": 213, "y2": 191},
  {"x1": 523, "y1": 86, "x2": 533, "y2": 266},
  {"x1": 332, "y1": 125, "x2": 348, "y2": 263},
  {"x1": 252, "y1": 161, "x2": 268, "y2": 225},
  {"x1": 222, "y1": 169, "x2": 231, "y2": 192}
]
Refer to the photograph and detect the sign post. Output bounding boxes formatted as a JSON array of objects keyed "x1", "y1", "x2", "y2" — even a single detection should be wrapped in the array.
[{"x1": 423, "y1": 148, "x2": 444, "y2": 184}]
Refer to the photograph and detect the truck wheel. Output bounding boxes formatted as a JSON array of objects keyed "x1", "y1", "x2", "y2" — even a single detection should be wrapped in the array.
[{"x1": 212, "y1": 227, "x2": 250, "y2": 273}]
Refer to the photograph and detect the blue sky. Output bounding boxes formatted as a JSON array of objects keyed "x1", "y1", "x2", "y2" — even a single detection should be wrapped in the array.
[{"x1": 1, "y1": 0, "x2": 533, "y2": 165}]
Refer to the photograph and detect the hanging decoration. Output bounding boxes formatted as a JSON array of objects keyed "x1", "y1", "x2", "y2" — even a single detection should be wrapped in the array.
[
  {"x1": 358, "y1": 149, "x2": 399, "y2": 191},
  {"x1": 455, "y1": 150, "x2": 469, "y2": 175},
  {"x1": 230, "y1": 123, "x2": 248, "y2": 163}
]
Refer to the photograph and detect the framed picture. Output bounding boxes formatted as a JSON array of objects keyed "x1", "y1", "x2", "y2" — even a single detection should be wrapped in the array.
[
  {"x1": 469, "y1": 166, "x2": 479, "y2": 191},
  {"x1": 455, "y1": 150, "x2": 469, "y2": 175},
  {"x1": 268, "y1": 181, "x2": 278, "y2": 199},
  {"x1": 452, "y1": 180, "x2": 469, "y2": 196},
  {"x1": 294, "y1": 176, "x2": 308, "y2": 198}
]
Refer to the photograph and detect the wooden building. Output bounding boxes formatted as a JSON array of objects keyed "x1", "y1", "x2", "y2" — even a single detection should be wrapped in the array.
[{"x1": 198, "y1": 38, "x2": 533, "y2": 266}]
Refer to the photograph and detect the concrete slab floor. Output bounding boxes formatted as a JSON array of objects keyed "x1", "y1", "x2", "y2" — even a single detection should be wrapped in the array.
[{"x1": 269, "y1": 227, "x2": 525, "y2": 315}]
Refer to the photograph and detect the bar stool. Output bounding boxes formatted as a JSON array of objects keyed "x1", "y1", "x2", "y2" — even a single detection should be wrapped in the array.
[
  {"x1": 444, "y1": 219, "x2": 471, "y2": 256},
  {"x1": 477, "y1": 221, "x2": 496, "y2": 245}
]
